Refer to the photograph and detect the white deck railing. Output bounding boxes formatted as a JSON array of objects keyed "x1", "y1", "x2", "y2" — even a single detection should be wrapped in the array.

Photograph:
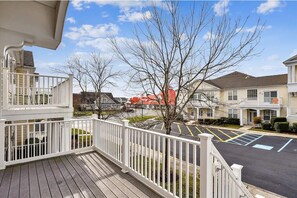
[
  {"x1": 2, "y1": 68, "x2": 73, "y2": 108},
  {"x1": 0, "y1": 117, "x2": 253, "y2": 198}
]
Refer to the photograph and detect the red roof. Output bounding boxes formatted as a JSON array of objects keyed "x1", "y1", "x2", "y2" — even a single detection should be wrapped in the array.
[{"x1": 130, "y1": 89, "x2": 176, "y2": 106}]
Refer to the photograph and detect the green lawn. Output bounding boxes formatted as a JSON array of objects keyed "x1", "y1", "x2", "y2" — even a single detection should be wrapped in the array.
[
  {"x1": 127, "y1": 116, "x2": 156, "y2": 123},
  {"x1": 221, "y1": 124, "x2": 241, "y2": 129},
  {"x1": 72, "y1": 128, "x2": 92, "y2": 146}
]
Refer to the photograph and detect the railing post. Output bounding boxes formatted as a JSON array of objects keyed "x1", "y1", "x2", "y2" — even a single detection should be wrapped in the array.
[
  {"x1": 2, "y1": 68, "x2": 8, "y2": 109},
  {"x1": 231, "y1": 164, "x2": 244, "y2": 197},
  {"x1": 92, "y1": 114, "x2": 98, "y2": 148},
  {"x1": 121, "y1": 119, "x2": 129, "y2": 173},
  {"x1": 0, "y1": 119, "x2": 6, "y2": 170},
  {"x1": 62, "y1": 120, "x2": 71, "y2": 152},
  {"x1": 68, "y1": 74, "x2": 73, "y2": 108},
  {"x1": 199, "y1": 133, "x2": 214, "y2": 198}
]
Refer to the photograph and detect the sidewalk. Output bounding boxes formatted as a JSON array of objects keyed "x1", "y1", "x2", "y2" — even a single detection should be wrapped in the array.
[{"x1": 247, "y1": 183, "x2": 286, "y2": 198}]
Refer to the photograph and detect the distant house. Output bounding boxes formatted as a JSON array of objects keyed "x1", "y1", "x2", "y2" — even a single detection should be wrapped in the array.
[
  {"x1": 74, "y1": 92, "x2": 121, "y2": 111},
  {"x1": 114, "y1": 97, "x2": 128, "y2": 105}
]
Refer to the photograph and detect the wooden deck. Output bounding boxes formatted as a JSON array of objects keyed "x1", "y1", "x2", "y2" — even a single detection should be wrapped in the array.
[{"x1": 0, "y1": 151, "x2": 162, "y2": 198}]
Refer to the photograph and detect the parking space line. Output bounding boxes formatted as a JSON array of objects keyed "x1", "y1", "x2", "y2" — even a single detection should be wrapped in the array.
[
  {"x1": 230, "y1": 131, "x2": 239, "y2": 136},
  {"x1": 245, "y1": 135, "x2": 264, "y2": 146},
  {"x1": 217, "y1": 129, "x2": 232, "y2": 139},
  {"x1": 205, "y1": 128, "x2": 224, "y2": 142},
  {"x1": 225, "y1": 133, "x2": 245, "y2": 142},
  {"x1": 186, "y1": 126, "x2": 194, "y2": 136},
  {"x1": 161, "y1": 123, "x2": 164, "y2": 130},
  {"x1": 195, "y1": 126, "x2": 203, "y2": 134},
  {"x1": 177, "y1": 124, "x2": 182, "y2": 134},
  {"x1": 153, "y1": 124, "x2": 157, "y2": 129},
  {"x1": 239, "y1": 136, "x2": 256, "y2": 141},
  {"x1": 277, "y1": 139, "x2": 293, "y2": 152}
]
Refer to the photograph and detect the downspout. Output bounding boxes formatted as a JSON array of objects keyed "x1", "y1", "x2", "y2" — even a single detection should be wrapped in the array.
[{"x1": 1, "y1": 41, "x2": 28, "y2": 118}]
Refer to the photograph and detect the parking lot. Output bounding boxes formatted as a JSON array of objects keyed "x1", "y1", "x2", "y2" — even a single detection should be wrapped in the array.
[{"x1": 152, "y1": 122, "x2": 297, "y2": 154}]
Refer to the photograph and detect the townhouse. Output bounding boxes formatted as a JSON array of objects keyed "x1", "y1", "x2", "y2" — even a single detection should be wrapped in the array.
[{"x1": 187, "y1": 58, "x2": 297, "y2": 125}]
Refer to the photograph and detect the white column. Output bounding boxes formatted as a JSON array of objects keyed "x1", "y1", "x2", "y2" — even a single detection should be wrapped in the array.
[
  {"x1": 212, "y1": 108, "x2": 215, "y2": 118},
  {"x1": 276, "y1": 109, "x2": 280, "y2": 117},
  {"x1": 121, "y1": 119, "x2": 130, "y2": 173},
  {"x1": 256, "y1": 109, "x2": 260, "y2": 117},
  {"x1": 196, "y1": 107, "x2": 200, "y2": 120},
  {"x1": 199, "y1": 133, "x2": 214, "y2": 198},
  {"x1": 231, "y1": 164, "x2": 244, "y2": 197},
  {"x1": 0, "y1": 119, "x2": 6, "y2": 170},
  {"x1": 2, "y1": 68, "x2": 8, "y2": 110},
  {"x1": 291, "y1": 65, "x2": 296, "y2": 83},
  {"x1": 240, "y1": 109, "x2": 243, "y2": 126},
  {"x1": 288, "y1": 66, "x2": 292, "y2": 83}
]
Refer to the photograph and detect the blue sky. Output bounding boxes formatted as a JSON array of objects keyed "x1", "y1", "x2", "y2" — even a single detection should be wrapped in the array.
[{"x1": 26, "y1": 0, "x2": 297, "y2": 97}]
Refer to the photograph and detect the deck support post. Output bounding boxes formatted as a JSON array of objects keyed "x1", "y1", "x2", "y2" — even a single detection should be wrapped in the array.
[
  {"x1": 121, "y1": 119, "x2": 129, "y2": 173},
  {"x1": 199, "y1": 133, "x2": 213, "y2": 198},
  {"x1": 0, "y1": 119, "x2": 6, "y2": 170},
  {"x1": 62, "y1": 120, "x2": 71, "y2": 152}
]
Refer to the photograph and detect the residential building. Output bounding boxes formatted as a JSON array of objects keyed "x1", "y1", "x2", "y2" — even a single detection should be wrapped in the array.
[
  {"x1": 186, "y1": 71, "x2": 290, "y2": 125},
  {"x1": 114, "y1": 97, "x2": 128, "y2": 105},
  {"x1": 284, "y1": 54, "x2": 297, "y2": 123},
  {"x1": 74, "y1": 92, "x2": 121, "y2": 111}
]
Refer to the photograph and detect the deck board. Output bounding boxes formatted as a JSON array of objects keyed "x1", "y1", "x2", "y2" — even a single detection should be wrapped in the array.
[{"x1": 0, "y1": 151, "x2": 162, "y2": 198}]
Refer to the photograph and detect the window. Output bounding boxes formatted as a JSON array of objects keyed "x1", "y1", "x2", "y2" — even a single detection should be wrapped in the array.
[
  {"x1": 264, "y1": 91, "x2": 277, "y2": 103},
  {"x1": 207, "y1": 108, "x2": 213, "y2": 117},
  {"x1": 228, "y1": 90, "x2": 237, "y2": 100},
  {"x1": 263, "y1": 110, "x2": 277, "y2": 121},
  {"x1": 199, "y1": 109, "x2": 203, "y2": 116},
  {"x1": 192, "y1": 93, "x2": 199, "y2": 100},
  {"x1": 247, "y1": 89, "x2": 257, "y2": 100},
  {"x1": 228, "y1": 109, "x2": 238, "y2": 118},
  {"x1": 206, "y1": 91, "x2": 215, "y2": 100}
]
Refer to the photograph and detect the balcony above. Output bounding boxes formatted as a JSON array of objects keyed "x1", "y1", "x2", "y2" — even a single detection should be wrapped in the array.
[
  {"x1": 238, "y1": 97, "x2": 283, "y2": 109},
  {"x1": 288, "y1": 83, "x2": 297, "y2": 93},
  {"x1": 1, "y1": 68, "x2": 73, "y2": 120}
]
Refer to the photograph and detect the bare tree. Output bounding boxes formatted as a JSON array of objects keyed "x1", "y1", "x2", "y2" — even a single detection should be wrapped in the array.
[
  {"x1": 53, "y1": 52, "x2": 120, "y2": 118},
  {"x1": 111, "y1": 1, "x2": 263, "y2": 135}
]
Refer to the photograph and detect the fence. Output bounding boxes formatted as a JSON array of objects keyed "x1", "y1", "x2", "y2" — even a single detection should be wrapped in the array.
[{"x1": 0, "y1": 118, "x2": 253, "y2": 198}]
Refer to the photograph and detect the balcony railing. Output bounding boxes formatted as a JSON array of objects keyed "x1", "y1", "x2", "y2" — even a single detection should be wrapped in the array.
[
  {"x1": 0, "y1": 118, "x2": 253, "y2": 198},
  {"x1": 2, "y1": 68, "x2": 73, "y2": 108}
]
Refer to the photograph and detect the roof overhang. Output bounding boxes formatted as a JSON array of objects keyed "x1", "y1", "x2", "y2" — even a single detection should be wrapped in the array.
[
  {"x1": 0, "y1": 0, "x2": 69, "y2": 50},
  {"x1": 283, "y1": 54, "x2": 297, "y2": 66}
]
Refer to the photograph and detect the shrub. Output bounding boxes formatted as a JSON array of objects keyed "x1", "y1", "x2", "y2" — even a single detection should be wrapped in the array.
[
  {"x1": 261, "y1": 122, "x2": 271, "y2": 130},
  {"x1": 204, "y1": 119, "x2": 218, "y2": 125},
  {"x1": 292, "y1": 123, "x2": 297, "y2": 133},
  {"x1": 253, "y1": 116, "x2": 262, "y2": 125},
  {"x1": 197, "y1": 119, "x2": 204, "y2": 124},
  {"x1": 271, "y1": 117, "x2": 287, "y2": 129},
  {"x1": 274, "y1": 122, "x2": 289, "y2": 132},
  {"x1": 220, "y1": 117, "x2": 240, "y2": 125}
]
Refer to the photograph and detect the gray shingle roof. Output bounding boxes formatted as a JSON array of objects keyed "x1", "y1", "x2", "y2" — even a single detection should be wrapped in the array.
[{"x1": 205, "y1": 71, "x2": 287, "y2": 89}]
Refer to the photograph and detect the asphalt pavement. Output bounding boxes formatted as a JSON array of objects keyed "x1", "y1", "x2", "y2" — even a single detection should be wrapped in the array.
[{"x1": 152, "y1": 123, "x2": 297, "y2": 198}]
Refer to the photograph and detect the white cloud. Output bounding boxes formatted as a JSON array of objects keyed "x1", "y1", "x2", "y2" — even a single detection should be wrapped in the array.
[
  {"x1": 213, "y1": 0, "x2": 229, "y2": 16},
  {"x1": 257, "y1": 0, "x2": 282, "y2": 14},
  {"x1": 65, "y1": 23, "x2": 119, "y2": 40},
  {"x1": 119, "y1": 10, "x2": 152, "y2": 22},
  {"x1": 72, "y1": 0, "x2": 153, "y2": 10},
  {"x1": 66, "y1": 17, "x2": 76, "y2": 24},
  {"x1": 203, "y1": 32, "x2": 217, "y2": 40},
  {"x1": 267, "y1": 54, "x2": 279, "y2": 61},
  {"x1": 236, "y1": 25, "x2": 272, "y2": 33}
]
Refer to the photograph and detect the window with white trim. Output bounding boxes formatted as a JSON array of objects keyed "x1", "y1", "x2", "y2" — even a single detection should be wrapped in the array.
[
  {"x1": 264, "y1": 91, "x2": 277, "y2": 103},
  {"x1": 228, "y1": 90, "x2": 237, "y2": 100},
  {"x1": 207, "y1": 108, "x2": 213, "y2": 117},
  {"x1": 263, "y1": 110, "x2": 276, "y2": 121},
  {"x1": 228, "y1": 109, "x2": 238, "y2": 118},
  {"x1": 247, "y1": 89, "x2": 257, "y2": 100}
]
